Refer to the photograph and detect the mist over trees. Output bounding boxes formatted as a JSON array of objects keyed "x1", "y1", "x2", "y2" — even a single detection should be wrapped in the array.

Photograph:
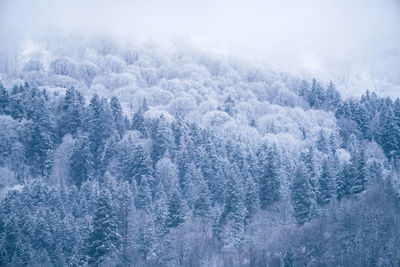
[{"x1": 0, "y1": 37, "x2": 400, "y2": 266}]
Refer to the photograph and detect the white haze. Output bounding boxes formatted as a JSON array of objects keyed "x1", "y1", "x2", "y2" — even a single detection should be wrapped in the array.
[{"x1": 1, "y1": 0, "x2": 400, "y2": 97}]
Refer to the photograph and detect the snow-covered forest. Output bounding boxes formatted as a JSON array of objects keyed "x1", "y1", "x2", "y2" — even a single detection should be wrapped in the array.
[
  {"x1": 1, "y1": 0, "x2": 400, "y2": 265},
  {"x1": 0, "y1": 35, "x2": 400, "y2": 266}
]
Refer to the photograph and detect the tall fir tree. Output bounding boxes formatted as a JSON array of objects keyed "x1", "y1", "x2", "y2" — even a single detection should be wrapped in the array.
[
  {"x1": 317, "y1": 159, "x2": 335, "y2": 206},
  {"x1": 291, "y1": 161, "x2": 313, "y2": 225},
  {"x1": 110, "y1": 96, "x2": 126, "y2": 138},
  {"x1": 165, "y1": 190, "x2": 187, "y2": 229},
  {"x1": 87, "y1": 94, "x2": 113, "y2": 175},
  {"x1": 150, "y1": 115, "x2": 173, "y2": 166},
  {"x1": 0, "y1": 83, "x2": 10, "y2": 115},
  {"x1": 132, "y1": 98, "x2": 148, "y2": 137},
  {"x1": 69, "y1": 135, "x2": 94, "y2": 187},
  {"x1": 57, "y1": 87, "x2": 85, "y2": 139},
  {"x1": 85, "y1": 189, "x2": 121, "y2": 265},
  {"x1": 257, "y1": 144, "x2": 281, "y2": 209}
]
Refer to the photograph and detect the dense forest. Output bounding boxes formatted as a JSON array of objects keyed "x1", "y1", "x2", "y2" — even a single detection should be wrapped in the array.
[{"x1": 0, "y1": 39, "x2": 400, "y2": 266}]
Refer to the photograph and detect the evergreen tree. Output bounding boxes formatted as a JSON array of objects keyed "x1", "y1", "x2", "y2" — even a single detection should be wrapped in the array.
[
  {"x1": 317, "y1": 159, "x2": 335, "y2": 206},
  {"x1": 336, "y1": 163, "x2": 355, "y2": 200},
  {"x1": 0, "y1": 83, "x2": 10, "y2": 115},
  {"x1": 257, "y1": 144, "x2": 281, "y2": 209},
  {"x1": 325, "y1": 81, "x2": 341, "y2": 110},
  {"x1": 110, "y1": 96, "x2": 126, "y2": 138},
  {"x1": 151, "y1": 115, "x2": 173, "y2": 166},
  {"x1": 114, "y1": 182, "x2": 134, "y2": 265},
  {"x1": 243, "y1": 174, "x2": 258, "y2": 224},
  {"x1": 317, "y1": 129, "x2": 329, "y2": 153},
  {"x1": 24, "y1": 93, "x2": 55, "y2": 176},
  {"x1": 298, "y1": 79, "x2": 309, "y2": 98},
  {"x1": 220, "y1": 164, "x2": 246, "y2": 247},
  {"x1": 57, "y1": 87, "x2": 85, "y2": 139},
  {"x1": 69, "y1": 135, "x2": 94, "y2": 187},
  {"x1": 85, "y1": 189, "x2": 121, "y2": 265},
  {"x1": 351, "y1": 149, "x2": 367, "y2": 195},
  {"x1": 132, "y1": 98, "x2": 148, "y2": 137},
  {"x1": 135, "y1": 175, "x2": 153, "y2": 211},
  {"x1": 304, "y1": 148, "x2": 318, "y2": 197},
  {"x1": 99, "y1": 133, "x2": 119, "y2": 177},
  {"x1": 380, "y1": 105, "x2": 400, "y2": 156},
  {"x1": 153, "y1": 184, "x2": 169, "y2": 237},
  {"x1": 87, "y1": 94, "x2": 113, "y2": 174},
  {"x1": 165, "y1": 190, "x2": 186, "y2": 229},
  {"x1": 192, "y1": 167, "x2": 212, "y2": 218},
  {"x1": 132, "y1": 144, "x2": 153, "y2": 184},
  {"x1": 291, "y1": 162, "x2": 313, "y2": 225}
]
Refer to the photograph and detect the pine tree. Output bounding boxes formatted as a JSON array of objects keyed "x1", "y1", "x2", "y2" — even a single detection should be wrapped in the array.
[
  {"x1": 243, "y1": 174, "x2": 258, "y2": 224},
  {"x1": 99, "y1": 133, "x2": 119, "y2": 177},
  {"x1": 85, "y1": 189, "x2": 121, "y2": 265},
  {"x1": 192, "y1": 167, "x2": 212, "y2": 218},
  {"x1": 110, "y1": 96, "x2": 126, "y2": 138},
  {"x1": 114, "y1": 182, "x2": 134, "y2": 265},
  {"x1": 135, "y1": 175, "x2": 152, "y2": 211},
  {"x1": 153, "y1": 184, "x2": 169, "y2": 237},
  {"x1": 220, "y1": 164, "x2": 246, "y2": 247},
  {"x1": 307, "y1": 78, "x2": 319, "y2": 107},
  {"x1": 317, "y1": 129, "x2": 329, "y2": 153},
  {"x1": 165, "y1": 190, "x2": 186, "y2": 229},
  {"x1": 317, "y1": 159, "x2": 334, "y2": 206},
  {"x1": 380, "y1": 105, "x2": 400, "y2": 157},
  {"x1": 0, "y1": 83, "x2": 10, "y2": 115},
  {"x1": 132, "y1": 98, "x2": 148, "y2": 137},
  {"x1": 69, "y1": 135, "x2": 94, "y2": 187},
  {"x1": 24, "y1": 92, "x2": 55, "y2": 176},
  {"x1": 257, "y1": 144, "x2": 281, "y2": 209},
  {"x1": 336, "y1": 163, "x2": 354, "y2": 200},
  {"x1": 351, "y1": 149, "x2": 367, "y2": 195},
  {"x1": 304, "y1": 148, "x2": 318, "y2": 197},
  {"x1": 87, "y1": 94, "x2": 113, "y2": 174},
  {"x1": 325, "y1": 81, "x2": 341, "y2": 110},
  {"x1": 9, "y1": 91, "x2": 25, "y2": 119},
  {"x1": 58, "y1": 87, "x2": 85, "y2": 139},
  {"x1": 291, "y1": 162, "x2": 313, "y2": 225},
  {"x1": 180, "y1": 162, "x2": 198, "y2": 208},
  {"x1": 132, "y1": 144, "x2": 153, "y2": 184},
  {"x1": 298, "y1": 79, "x2": 309, "y2": 98},
  {"x1": 151, "y1": 115, "x2": 173, "y2": 166}
]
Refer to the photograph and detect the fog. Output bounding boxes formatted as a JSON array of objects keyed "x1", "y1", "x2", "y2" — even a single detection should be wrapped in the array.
[{"x1": 1, "y1": 0, "x2": 400, "y2": 96}]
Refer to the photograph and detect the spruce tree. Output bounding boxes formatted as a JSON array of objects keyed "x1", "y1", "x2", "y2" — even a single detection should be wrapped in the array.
[
  {"x1": 135, "y1": 175, "x2": 153, "y2": 211},
  {"x1": 58, "y1": 87, "x2": 85, "y2": 139},
  {"x1": 85, "y1": 189, "x2": 121, "y2": 265},
  {"x1": 220, "y1": 164, "x2": 246, "y2": 246},
  {"x1": 0, "y1": 83, "x2": 10, "y2": 115},
  {"x1": 257, "y1": 144, "x2": 281, "y2": 209},
  {"x1": 317, "y1": 159, "x2": 334, "y2": 206},
  {"x1": 69, "y1": 135, "x2": 94, "y2": 187},
  {"x1": 192, "y1": 168, "x2": 212, "y2": 218},
  {"x1": 110, "y1": 96, "x2": 126, "y2": 138},
  {"x1": 317, "y1": 129, "x2": 329, "y2": 154},
  {"x1": 87, "y1": 94, "x2": 113, "y2": 174},
  {"x1": 132, "y1": 98, "x2": 148, "y2": 137},
  {"x1": 165, "y1": 190, "x2": 186, "y2": 229},
  {"x1": 351, "y1": 149, "x2": 367, "y2": 195},
  {"x1": 151, "y1": 115, "x2": 173, "y2": 166},
  {"x1": 291, "y1": 162, "x2": 313, "y2": 225},
  {"x1": 336, "y1": 164, "x2": 354, "y2": 200}
]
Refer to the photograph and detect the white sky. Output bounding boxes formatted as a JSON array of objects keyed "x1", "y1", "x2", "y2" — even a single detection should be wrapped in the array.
[{"x1": 1, "y1": 0, "x2": 400, "y2": 95}]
